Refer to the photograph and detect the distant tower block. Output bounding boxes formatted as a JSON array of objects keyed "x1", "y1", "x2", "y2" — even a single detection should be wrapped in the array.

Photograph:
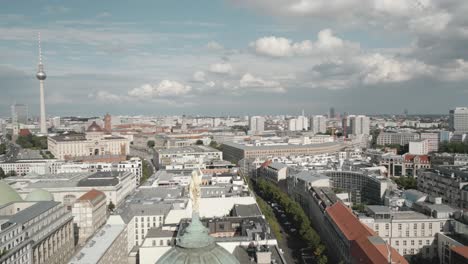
[
  {"x1": 104, "y1": 113, "x2": 112, "y2": 134},
  {"x1": 36, "y1": 32, "x2": 47, "y2": 134}
]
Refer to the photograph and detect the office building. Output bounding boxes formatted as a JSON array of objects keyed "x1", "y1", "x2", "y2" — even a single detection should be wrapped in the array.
[
  {"x1": 420, "y1": 133, "x2": 439, "y2": 152},
  {"x1": 409, "y1": 140, "x2": 429, "y2": 155},
  {"x1": 222, "y1": 141, "x2": 344, "y2": 163},
  {"x1": 0, "y1": 197, "x2": 74, "y2": 264},
  {"x1": 417, "y1": 166, "x2": 468, "y2": 208},
  {"x1": 7, "y1": 171, "x2": 137, "y2": 209},
  {"x1": 154, "y1": 146, "x2": 222, "y2": 170},
  {"x1": 349, "y1": 115, "x2": 370, "y2": 135},
  {"x1": 11, "y1": 104, "x2": 28, "y2": 124},
  {"x1": 377, "y1": 132, "x2": 420, "y2": 146},
  {"x1": 449, "y1": 107, "x2": 468, "y2": 132},
  {"x1": 310, "y1": 115, "x2": 327, "y2": 134},
  {"x1": 249, "y1": 116, "x2": 265, "y2": 134}
]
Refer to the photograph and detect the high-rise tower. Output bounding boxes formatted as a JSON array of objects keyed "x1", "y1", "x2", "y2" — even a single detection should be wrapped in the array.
[{"x1": 36, "y1": 32, "x2": 47, "y2": 134}]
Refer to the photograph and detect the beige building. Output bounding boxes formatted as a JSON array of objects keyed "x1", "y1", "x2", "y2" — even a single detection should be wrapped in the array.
[
  {"x1": 72, "y1": 189, "x2": 108, "y2": 245},
  {"x1": 48, "y1": 121, "x2": 130, "y2": 160},
  {"x1": 69, "y1": 215, "x2": 128, "y2": 264}
]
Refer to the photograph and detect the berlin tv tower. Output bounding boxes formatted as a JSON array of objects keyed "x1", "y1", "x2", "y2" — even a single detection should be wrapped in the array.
[{"x1": 36, "y1": 32, "x2": 47, "y2": 134}]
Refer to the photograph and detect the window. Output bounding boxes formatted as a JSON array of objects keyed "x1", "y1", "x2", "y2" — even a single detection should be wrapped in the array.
[
  {"x1": 398, "y1": 224, "x2": 402, "y2": 230},
  {"x1": 375, "y1": 224, "x2": 379, "y2": 230},
  {"x1": 160, "y1": 240, "x2": 163, "y2": 246},
  {"x1": 395, "y1": 241, "x2": 399, "y2": 246},
  {"x1": 411, "y1": 240, "x2": 414, "y2": 246},
  {"x1": 418, "y1": 240, "x2": 422, "y2": 246},
  {"x1": 385, "y1": 224, "x2": 389, "y2": 230},
  {"x1": 429, "y1": 223, "x2": 432, "y2": 229},
  {"x1": 403, "y1": 241, "x2": 407, "y2": 246},
  {"x1": 152, "y1": 240, "x2": 156, "y2": 246}
]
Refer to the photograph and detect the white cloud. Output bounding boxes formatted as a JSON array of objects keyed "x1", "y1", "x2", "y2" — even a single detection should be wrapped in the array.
[
  {"x1": 251, "y1": 29, "x2": 357, "y2": 57},
  {"x1": 193, "y1": 71, "x2": 206, "y2": 82},
  {"x1": 251, "y1": 36, "x2": 295, "y2": 57},
  {"x1": 205, "y1": 81, "x2": 216, "y2": 87},
  {"x1": 409, "y1": 12, "x2": 452, "y2": 33},
  {"x1": 359, "y1": 53, "x2": 433, "y2": 84},
  {"x1": 239, "y1": 73, "x2": 285, "y2": 93},
  {"x1": 206, "y1": 41, "x2": 223, "y2": 50},
  {"x1": 128, "y1": 80, "x2": 192, "y2": 99},
  {"x1": 95, "y1": 91, "x2": 124, "y2": 103},
  {"x1": 209, "y1": 63, "x2": 233, "y2": 74}
]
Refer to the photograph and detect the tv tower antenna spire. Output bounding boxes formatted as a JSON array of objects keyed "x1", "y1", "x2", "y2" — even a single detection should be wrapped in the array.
[{"x1": 36, "y1": 32, "x2": 47, "y2": 134}]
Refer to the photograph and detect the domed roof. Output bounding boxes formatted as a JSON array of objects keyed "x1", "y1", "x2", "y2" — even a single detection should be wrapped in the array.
[
  {"x1": 156, "y1": 214, "x2": 239, "y2": 264},
  {"x1": 25, "y1": 189, "x2": 54, "y2": 201},
  {"x1": 87, "y1": 121, "x2": 103, "y2": 132},
  {"x1": 0, "y1": 180, "x2": 23, "y2": 206}
]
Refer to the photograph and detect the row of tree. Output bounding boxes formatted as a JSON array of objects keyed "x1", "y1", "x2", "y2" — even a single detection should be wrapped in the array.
[
  {"x1": 392, "y1": 176, "x2": 418, "y2": 190},
  {"x1": 16, "y1": 135, "x2": 47, "y2": 149},
  {"x1": 0, "y1": 168, "x2": 17, "y2": 179},
  {"x1": 254, "y1": 178, "x2": 328, "y2": 264},
  {"x1": 0, "y1": 143, "x2": 6, "y2": 155},
  {"x1": 439, "y1": 141, "x2": 468, "y2": 154}
]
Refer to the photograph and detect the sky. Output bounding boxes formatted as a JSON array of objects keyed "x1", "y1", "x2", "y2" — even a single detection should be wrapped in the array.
[{"x1": 1, "y1": 0, "x2": 468, "y2": 117}]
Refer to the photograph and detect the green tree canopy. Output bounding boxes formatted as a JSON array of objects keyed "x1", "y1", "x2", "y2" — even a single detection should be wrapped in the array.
[{"x1": 147, "y1": 140, "x2": 155, "y2": 148}]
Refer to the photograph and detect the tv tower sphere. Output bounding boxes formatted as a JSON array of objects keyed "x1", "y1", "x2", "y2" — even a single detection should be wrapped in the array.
[{"x1": 36, "y1": 70, "x2": 46, "y2": 80}]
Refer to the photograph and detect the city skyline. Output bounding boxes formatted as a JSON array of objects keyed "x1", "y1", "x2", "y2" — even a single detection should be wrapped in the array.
[{"x1": 1, "y1": 1, "x2": 468, "y2": 116}]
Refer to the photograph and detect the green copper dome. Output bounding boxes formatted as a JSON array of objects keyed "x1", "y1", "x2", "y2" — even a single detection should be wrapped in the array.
[
  {"x1": 25, "y1": 189, "x2": 54, "y2": 201},
  {"x1": 0, "y1": 180, "x2": 23, "y2": 206},
  {"x1": 156, "y1": 214, "x2": 240, "y2": 264}
]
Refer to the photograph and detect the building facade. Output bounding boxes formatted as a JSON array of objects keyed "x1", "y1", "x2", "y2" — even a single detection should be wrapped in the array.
[
  {"x1": 72, "y1": 189, "x2": 108, "y2": 245},
  {"x1": 310, "y1": 115, "x2": 327, "y2": 134},
  {"x1": 0, "y1": 201, "x2": 74, "y2": 264},
  {"x1": 48, "y1": 122, "x2": 130, "y2": 160},
  {"x1": 449, "y1": 107, "x2": 468, "y2": 132},
  {"x1": 409, "y1": 140, "x2": 429, "y2": 155}
]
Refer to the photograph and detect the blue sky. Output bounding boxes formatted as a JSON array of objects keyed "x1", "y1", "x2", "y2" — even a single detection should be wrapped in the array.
[{"x1": 1, "y1": 0, "x2": 468, "y2": 117}]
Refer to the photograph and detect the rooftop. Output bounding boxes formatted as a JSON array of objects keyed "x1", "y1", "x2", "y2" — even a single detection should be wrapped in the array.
[
  {"x1": 158, "y1": 146, "x2": 221, "y2": 155},
  {"x1": 69, "y1": 215, "x2": 126, "y2": 264},
  {"x1": 223, "y1": 141, "x2": 343, "y2": 151}
]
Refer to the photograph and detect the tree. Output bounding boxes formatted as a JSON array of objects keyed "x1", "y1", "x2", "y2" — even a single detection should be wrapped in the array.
[
  {"x1": 0, "y1": 143, "x2": 6, "y2": 155},
  {"x1": 0, "y1": 168, "x2": 5, "y2": 179},
  {"x1": 8, "y1": 170, "x2": 16, "y2": 177},
  {"x1": 147, "y1": 140, "x2": 155, "y2": 149},
  {"x1": 108, "y1": 201, "x2": 115, "y2": 212},
  {"x1": 195, "y1": 139, "x2": 204, "y2": 145}
]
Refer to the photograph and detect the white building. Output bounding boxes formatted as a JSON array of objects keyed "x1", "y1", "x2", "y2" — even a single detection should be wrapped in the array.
[
  {"x1": 449, "y1": 107, "x2": 468, "y2": 132},
  {"x1": 48, "y1": 121, "x2": 130, "y2": 160},
  {"x1": 361, "y1": 205, "x2": 451, "y2": 258},
  {"x1": 409, "y1": 140, "x2": 429, "y2": 155},
  {"x1": 310, "y1": 115, "x2": 327, "y2": 134},
  {"x1": 349, "y1": 115, "x2": 370, "y2": 135},
  {"x1": 420, "y1": 133, "x2": 439, "y2": 152},
  {"x1": 7, "y1": 171, "x2": 137, "y2": 209},
  {"x1": 154, "y1": 146, "x2": 222, "y2": 170},
  {"x1": 249, "y1": 116, "x2": 265, "y2": 134},
  {"x1": 288, "y1": 115, "x2": 309, "y2": 131}
]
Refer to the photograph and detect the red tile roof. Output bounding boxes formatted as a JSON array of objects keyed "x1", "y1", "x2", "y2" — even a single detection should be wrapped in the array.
[
  {"x1": 260, "y1": 160, "x2": 272, "y2": 168},
  {"x1": 326, "y1": 202, "x2": 408, "y2": 264},
  {"x1": 77, "y1": 189, "x2": 106, "y2": 205},
  {"x1": 19, "y1": 129, "x2": 31, "y2": 137},
  {"x1": 452, "y1": 246, "x2": 468, "y2": 259}
]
